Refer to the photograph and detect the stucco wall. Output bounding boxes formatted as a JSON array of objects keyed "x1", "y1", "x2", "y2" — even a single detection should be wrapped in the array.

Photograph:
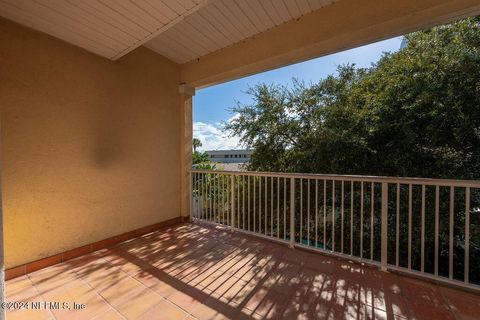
[{"x1": 0, "y1": 17, "x2": 181, "y2": 268}]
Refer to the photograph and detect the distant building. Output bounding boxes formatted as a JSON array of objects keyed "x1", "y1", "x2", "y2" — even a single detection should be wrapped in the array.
[{"x1": 206, "y1": 149, "x2": 252, "y2": 163}]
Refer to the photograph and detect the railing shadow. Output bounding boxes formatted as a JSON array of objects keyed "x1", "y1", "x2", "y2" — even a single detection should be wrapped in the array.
[{"x1": 19, "y1": 222, "x2": 418, "y2": 319}]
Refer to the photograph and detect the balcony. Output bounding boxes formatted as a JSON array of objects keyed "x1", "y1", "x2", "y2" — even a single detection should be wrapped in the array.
[
  {"x1": 7, "y1": 222, "x2": 480, "y2": 320},
  {"x1": 2, "y1": 1, "x2": 480, "y2": 319},
  {"x1": 6, "y1": 170, "x2": 479, "y2": 320}
]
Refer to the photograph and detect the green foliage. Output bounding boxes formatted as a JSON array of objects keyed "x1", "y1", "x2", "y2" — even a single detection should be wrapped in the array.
[
  {"x1": 192, "y1": 150, "x2": 209, "y2": 165},
  {"x1": 225, "y1": 17, "x2": 480, "y2": 179},
  {"x1": 195, "y1": 161, "x2": 219, "y2": 170},
  {"x1": 193, "y1": 138, "x2": 202, "y2": 152}
]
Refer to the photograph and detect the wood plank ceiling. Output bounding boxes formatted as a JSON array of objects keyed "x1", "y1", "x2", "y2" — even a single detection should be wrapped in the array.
[
  {"x1": 0, "y1": 0, "x2": 210, "y2": 59},
  {"x1": 0, "y1": 0, "x2": 337, "y2": 63},
  {"x1": 146, "y1": 0, "x2": 337, "y2": 63}
]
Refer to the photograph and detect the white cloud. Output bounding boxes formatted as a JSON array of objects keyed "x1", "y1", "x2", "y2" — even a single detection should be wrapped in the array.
[{"x1": 193, "y1": 117, "x2": 242, "y2": 151}]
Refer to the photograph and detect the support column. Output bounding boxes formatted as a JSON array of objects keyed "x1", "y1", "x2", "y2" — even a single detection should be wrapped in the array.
[{"x1": 179, "y1": 84, "x2": 195, "y2": 222}]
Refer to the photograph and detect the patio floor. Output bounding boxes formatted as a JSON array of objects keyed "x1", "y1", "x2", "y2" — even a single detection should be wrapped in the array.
[{"x1": 6, "y1": 222, "x2": 480, "y2": 320}]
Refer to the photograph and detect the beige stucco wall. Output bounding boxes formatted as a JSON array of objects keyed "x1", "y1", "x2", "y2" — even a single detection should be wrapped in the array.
[{"x1": 0, "y1": 17, "x2": 182, "y2": 268}]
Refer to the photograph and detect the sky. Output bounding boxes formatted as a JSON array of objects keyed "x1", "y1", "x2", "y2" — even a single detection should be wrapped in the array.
[{"x1": 193, "y1": 36, "x2": 403, "y2": 151}]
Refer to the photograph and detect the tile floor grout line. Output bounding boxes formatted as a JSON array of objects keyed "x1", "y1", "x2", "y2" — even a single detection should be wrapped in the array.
[
  {"x1": 26, "y1": 274, "x2": 57, "y2": 320},
  {"x1": 68, "y1": 254, "x2": 129, "y2": 320},
  {"x1": 98, "y1": 248, "x2": 174, "y2": 319}
]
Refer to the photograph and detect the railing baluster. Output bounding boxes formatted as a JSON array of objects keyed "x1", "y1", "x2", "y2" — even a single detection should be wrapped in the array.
[
  {"x1": 290, "y1": 177, "x2": 295, "y2": 248},
  {"x1": 248, "y1": 176, "x2": 251, "y2": 231},
  {"x1": 332, "y1": 180, "x2": 335, "y2": 252},
  {"x1": 213, "y1": 174, "x2": 217, "y2": 223},
  {"x1": 193, "y1": 173, "x2": 196, "y2": 219},
  {"x1": 300, "y1": 179, "x2": 303, "y2": 244},
  {"x1": 253, "y1": 176, "x2": 256, "y2": 233},
  {"x1": 465, "y1": 187, "x2": 470, "y2": 284},
  {"x1": 211, "y1": 174, "x2": 214, "y2": 222},
  {"x1": 371, "y1": 182, "x2": 374, "y2": 260},
  {"x1": 220, "y1": 174, "x2": 225, "y2": 224},
  {"x1": 243, "y1": 175, "x2": 245, "y2": 231},
  {"x1": 201, "y1": 173, "x2": 205, "y2": 221},
  {"x1": 449, "y1": 186, "x2": 454, "y2": 280},
  {"x1": 206, "y1": 173, "x2": 210, "y2": 221},
  {"x1": 265, "y1": 176, "x2": 268, "y2": 236},
  {"x1": 408, "y1": 184, "x2": 412, "y2": 270},
  {"x1": 200, "y1": 172, "x2": 203, "y2": 220},
  {"x1": 361, "y1": 182, "x2": 364, "y2": 258},
  {"x1": 307, "y1": 179, "x2": 311, "y2": 246},
  {"x1": 231, "y1": 175, "x2": 235, "y2": 230},
  {"x1": 259, "y1": 176, "x2": 262, "y2": 234},
  {"x1": 421, "y1": 185, "x2": 425, "y2": 273},
  {"x1": 324, "y1": 180, "x2": 327, "y2": 251},
  {"x1": 284, "y1": 178, "x2": 287, "y2": 240},
  {"x1": 435, "y1": 185, "x2": 439, "y2": 276},
  {"x1": 211, "y1": 174, "x2": 215, "y2": 222},
  {"x1": 189, "y1": 172, "x2": 193, "y2": 221},
  {"x1": 217, "y1": 174, "x2": 219, "y2": 222},
  {"x1": 396, "y1": 183, "x2": 400, "y2": 267},
  {"x1": 351, "y1": 181, "x2": 354, "y2": 255},
  {"x1": 225, "y1": 175, "x2": 230, "y2": 226},
  {"x1": 271, "y1": 177, "x2": 274, "y2": 236},
  {"x1": 381, "y1": 182, "x2": 388, "y2": 271},
  {"x1": 237, "y1": 175, "x2": 240, "y2": 228},
  {"x1": 315, "y1": 179, "x2": 319, "y2": 248},
  {"x1": 341, "y1": 180, "x2": 344, "y2": 253},
  {"x1": 277, "y1": 177, "x2": 280, "y2": 238}
]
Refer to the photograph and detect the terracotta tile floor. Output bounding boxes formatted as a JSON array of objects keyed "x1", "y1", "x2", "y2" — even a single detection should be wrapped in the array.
[{"x1": 6, "y1": 223, "x2": 480, "y2": 320}]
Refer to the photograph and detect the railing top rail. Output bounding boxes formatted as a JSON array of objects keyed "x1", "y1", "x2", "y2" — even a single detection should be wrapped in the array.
[{"x1": 190, "y1": 169, "x2": 480, "y2": 188}]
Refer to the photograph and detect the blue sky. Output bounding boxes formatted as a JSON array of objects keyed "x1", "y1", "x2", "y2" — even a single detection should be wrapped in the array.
[{"x1": 193, "y1": 36, "x2": 403, "y2": 151}]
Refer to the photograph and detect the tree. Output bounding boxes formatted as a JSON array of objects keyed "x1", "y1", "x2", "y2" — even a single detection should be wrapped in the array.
[
  {"x1": 193, "y1": 138, "x2": 202, "y2": 152},
  {"x1": 224, "y1": 17, "x2": 480, "y2": 284},
  {"x1": 192, "y1": 150, "x2": 209, "y2": 165},
  {"x1": 225, "y1": 17, "x2": 480, "y2": 180},
  {"x1": 192, "y1": 138, "x2": 210, "y2": 165}
]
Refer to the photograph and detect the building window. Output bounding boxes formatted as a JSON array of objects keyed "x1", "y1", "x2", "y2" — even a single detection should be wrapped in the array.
[{"x1": 225, "y1": 155, "x2": 229, "y2": 158}]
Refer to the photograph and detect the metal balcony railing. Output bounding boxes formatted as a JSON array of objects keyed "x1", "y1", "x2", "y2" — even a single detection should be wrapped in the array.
[{"x1": 190, "y1": 170, "x2": 480, "y2": 291}]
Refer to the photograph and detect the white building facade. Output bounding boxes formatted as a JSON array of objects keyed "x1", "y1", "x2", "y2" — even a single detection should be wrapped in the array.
[{"x1": 206, "y1": 150, "x2": 252, "y2": 163}]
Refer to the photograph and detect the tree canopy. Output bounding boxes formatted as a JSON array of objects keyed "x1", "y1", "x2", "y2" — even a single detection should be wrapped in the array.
[{"x1": 225, "y1": 17, "x2": 480, "y2": 179}]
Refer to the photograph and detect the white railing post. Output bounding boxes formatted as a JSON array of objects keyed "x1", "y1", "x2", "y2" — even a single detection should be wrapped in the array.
[
  {"x1": 381, "y1": 182, "x2": 388, "y2": 271},
  {"x1": 230, "y1": 174, "x2": 235, "y2": 231},
  {"x1": 189, "y1": 171, "x2": 193, "y2": 222},
  {"x1": 289, "y1": 177, "x2": 295, "y2": 248}
]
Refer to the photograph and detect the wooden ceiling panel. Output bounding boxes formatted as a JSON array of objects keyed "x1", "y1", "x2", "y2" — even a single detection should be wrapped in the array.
[
  {"x1": 0, "y1": 0, "x2": 337, "y2": 63},
  {"x1": 146, "y1": 0, "x2": 339, "y2": 63},
  {"x1": 0, "y1": 0, "x2": 210, "y2": 60}
]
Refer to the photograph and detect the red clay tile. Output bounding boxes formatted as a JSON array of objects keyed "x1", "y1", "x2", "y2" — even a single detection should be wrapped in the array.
[
  {"x1": 137, "y1": 299, "x2": 187, "y2": 320},
  {"x1": 6, "y1": 222, "x2": 480, "y2": 320}
]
